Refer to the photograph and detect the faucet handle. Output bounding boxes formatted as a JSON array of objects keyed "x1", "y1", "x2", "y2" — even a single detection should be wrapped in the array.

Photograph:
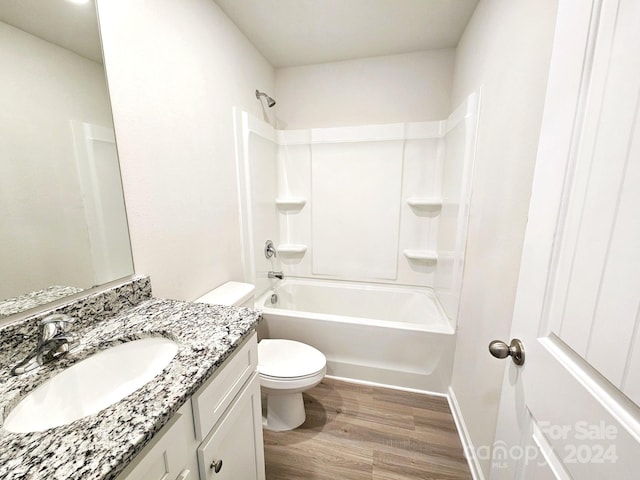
[
  {"x1": 41, "y1": 313, "x2": 75, "y2": 325},
  {"x1": 40, "y1": 314, "x2": 75, "y2": 343},
  {"x1": 265, "y1": 240, "x2": 277, "y2": 259}
]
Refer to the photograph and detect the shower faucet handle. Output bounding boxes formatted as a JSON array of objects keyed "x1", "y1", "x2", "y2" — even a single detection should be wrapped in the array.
[{"x1": 265, "y1": 240, "x2": 277, "y2": 259}]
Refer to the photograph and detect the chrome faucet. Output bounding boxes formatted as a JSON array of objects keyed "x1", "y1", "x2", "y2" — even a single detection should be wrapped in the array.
[
  {"x1": 268, "y1": 271, "x2": 284, "y2": 280},
  {"x1": 11, "y1": 314, "x2": 80, "y2": 376}
]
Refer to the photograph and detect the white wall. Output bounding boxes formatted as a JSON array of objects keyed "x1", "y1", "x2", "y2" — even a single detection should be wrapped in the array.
[
  {"x1": 0, "y1": 21, "x2": 113, "y2": 298},
  {"x1": 448, "y1": 0, "x2": 558, "y2": 476},
  {"x1": 97, "y1": 0, "x2": 275, "y2": 300},
  {"x1": 275, "y1": 50, "x2": 455, "y2": 129}
]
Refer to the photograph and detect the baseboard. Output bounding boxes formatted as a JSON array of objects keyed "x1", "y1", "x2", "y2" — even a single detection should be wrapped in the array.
[{"x1": 447, "y1": 386, "x2": 486, "y2": 480}]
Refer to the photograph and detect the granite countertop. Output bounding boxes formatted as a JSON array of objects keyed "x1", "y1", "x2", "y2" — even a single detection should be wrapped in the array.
[{"x1": 0, "y1": 298, "x2": 262, "y2": 480}]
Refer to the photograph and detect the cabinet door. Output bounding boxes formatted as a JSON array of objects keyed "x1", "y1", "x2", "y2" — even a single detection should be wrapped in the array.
[
  {"x1": 197, "y1": 373, "x2": 265, "y2": 480},
  {"x1": 192, "y1": 332, "x2": 258, "y2": 441},
  {"x1": 116, "y1": 402, "x2": 199, "y2": 480}
]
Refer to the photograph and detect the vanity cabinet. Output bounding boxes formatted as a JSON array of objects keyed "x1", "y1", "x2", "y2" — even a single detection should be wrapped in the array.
[
  {"x1": 116, "y1": 332, "x2": 265, "y2": 480},
  {"x1": 114, "y1": 402, "x2": 199, "y2": 480},
  {"x1": 197, "y1": 374, "x2": 263, "y2": 479}
]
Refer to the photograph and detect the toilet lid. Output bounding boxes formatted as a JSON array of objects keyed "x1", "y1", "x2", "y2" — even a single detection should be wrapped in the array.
[{"x1": 258, "y1": 339, "x2": 326, "y2": 379}]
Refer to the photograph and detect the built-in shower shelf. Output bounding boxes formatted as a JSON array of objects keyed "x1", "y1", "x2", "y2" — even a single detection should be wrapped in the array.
[
  {"x1": 403, "y1": 250, "x2": 438, "y2": 262},
  {"x1": 275, "y1": 197, "x2": 307, "y2": 211},
  {"x1": 406, "y1": 197, "x2": 442, "y2": 209},
  {"x1": 277, "y1": 244, "x2": 308, "y2": 255}
]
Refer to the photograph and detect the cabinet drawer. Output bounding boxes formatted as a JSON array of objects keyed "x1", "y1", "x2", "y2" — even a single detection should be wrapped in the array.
[
  {"x1": 197, "y1": 373, "x2": 264, "y2": 480},
  {"x1": 191, "y1": 332, "x2": 257, "y2": 441},
  {"x1": 116, "y1": 402, "x2": 198, "y2": 480}
]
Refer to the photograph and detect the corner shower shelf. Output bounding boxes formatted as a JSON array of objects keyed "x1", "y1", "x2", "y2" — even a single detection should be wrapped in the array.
[
  {"x1": 277, "y1": 244, "x2": 307, "y2": 255},
  {"x1": 406, "y1": 197, "x2": 442, "y2": 209},
  {"x1": 403, "y1": 250, "x2": 438, "y2": 262},
  {"x1": 275, "y1": 197, "x2": 307, "y2": 211}
]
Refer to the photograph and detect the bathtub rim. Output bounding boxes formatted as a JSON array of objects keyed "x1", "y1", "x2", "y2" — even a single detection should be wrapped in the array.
[{"x1": 256, "y1": 277, "x2": 455, "y2": 335}]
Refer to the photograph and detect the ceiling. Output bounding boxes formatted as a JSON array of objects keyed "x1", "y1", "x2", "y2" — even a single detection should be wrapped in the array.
[
  {"x1": 0, "y1": 0, "x2": 102, "y2": 63},
  {"x1": 1, "y1": 1, "x2": 478, "y2": 69},
  {"x1": 214, "y1": 0, "x2": 479, "y2": 68}
]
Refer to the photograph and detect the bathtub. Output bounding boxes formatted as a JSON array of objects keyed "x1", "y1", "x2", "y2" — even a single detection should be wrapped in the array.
[{"x1": 256, "y1": 278, "x2": 455, "y2": 393}]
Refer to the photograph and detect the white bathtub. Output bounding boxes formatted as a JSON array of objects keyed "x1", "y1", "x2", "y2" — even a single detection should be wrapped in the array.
[{"x1": 256, "y1": 278, "x2": 455, "y2": 393}]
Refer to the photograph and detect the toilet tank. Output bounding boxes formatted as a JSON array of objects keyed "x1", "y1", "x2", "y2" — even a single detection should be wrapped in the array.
[{"x1": 195, "y1": 282, "x2": 255, "y2": 307}]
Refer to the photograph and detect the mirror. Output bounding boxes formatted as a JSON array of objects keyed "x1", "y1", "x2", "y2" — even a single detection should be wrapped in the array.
[{"x1": 0, "y1": 0, "x2": 133, "y2": 318}]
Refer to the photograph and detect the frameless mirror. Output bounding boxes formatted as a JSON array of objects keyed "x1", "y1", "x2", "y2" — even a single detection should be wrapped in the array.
[{"x1": 0, "y1": 0, "x2": 133, "y2": 318}]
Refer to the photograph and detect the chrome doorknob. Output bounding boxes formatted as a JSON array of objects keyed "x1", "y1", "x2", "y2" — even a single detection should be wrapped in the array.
[{"x1": 489, "y1": 338, "x2": 525, "y2": 366}]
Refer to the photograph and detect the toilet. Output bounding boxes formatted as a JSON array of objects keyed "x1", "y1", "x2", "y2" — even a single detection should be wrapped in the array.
[
  {"x1": 195, "y1": 281, "x2": 255, "y2": 308},
  {"x1": 195, "y1": 282, "x2": 327, "y2": 432},
  {"x1": 258, "y1": 338, "x2": 326, "y2": 431}
]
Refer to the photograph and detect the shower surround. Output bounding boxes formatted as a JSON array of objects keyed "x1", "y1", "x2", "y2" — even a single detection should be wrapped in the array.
[{"x1": 234, "y1": 94, "x2": 478, "y2": 391}]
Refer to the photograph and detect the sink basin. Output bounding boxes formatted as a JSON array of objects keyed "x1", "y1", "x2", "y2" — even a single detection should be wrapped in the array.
[{"x1": 3, "y1": 337, "x2": 178, "y2": 433}]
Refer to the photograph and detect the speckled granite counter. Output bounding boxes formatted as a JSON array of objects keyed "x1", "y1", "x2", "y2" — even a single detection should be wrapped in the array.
[{"x1": 0, "y1": 277, "x2": 261, "y2": 479}]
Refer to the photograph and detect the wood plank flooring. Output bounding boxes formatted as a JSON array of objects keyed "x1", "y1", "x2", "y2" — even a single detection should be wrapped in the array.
[{"x1": 263, "y1": 378, "x2": 472, "y2": 480}]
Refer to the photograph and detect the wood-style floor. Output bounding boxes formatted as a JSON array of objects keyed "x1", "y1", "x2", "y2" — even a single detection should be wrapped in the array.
[{"x1": 263, "y1": 378, "x2": 472, "y2": 480}]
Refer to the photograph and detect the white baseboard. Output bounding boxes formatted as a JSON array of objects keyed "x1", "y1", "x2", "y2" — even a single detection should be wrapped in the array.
[{"x1": 447, "y1": 386, "x2": 486, "y2": 480}]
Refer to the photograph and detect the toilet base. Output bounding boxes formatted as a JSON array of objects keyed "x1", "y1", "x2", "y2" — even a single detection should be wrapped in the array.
[{"x1": 262, "y1": 392, "x2": 305, "y2": 432}]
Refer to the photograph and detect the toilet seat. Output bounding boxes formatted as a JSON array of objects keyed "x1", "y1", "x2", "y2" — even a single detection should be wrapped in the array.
[
  {"x1": 258, "y1": 339, "x2": 326, "y2": 379},
  {"x1": 260, "y1": 370, "x2": 323, "y2": 381},
  {"x1": 259, "y1": 368, "x2": 326, "y2": 392}
]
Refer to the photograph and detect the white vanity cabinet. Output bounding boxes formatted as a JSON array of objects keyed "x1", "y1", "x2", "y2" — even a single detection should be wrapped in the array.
[
  {"x1": 114, "y1": 401, "x2": 199, "y2": 480},
  {"x1": 192, "y1": 332, "x2": 265, "y2": 480},
  {"x1": 196, "y1": 374, "x2": 263, "y2": 479},
  {"x1": 116, "y1": 332, "x2": 265, "y2": 480}
]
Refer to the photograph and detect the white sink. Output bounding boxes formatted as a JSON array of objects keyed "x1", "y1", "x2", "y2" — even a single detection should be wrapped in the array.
[{"x1": 3, "y1": 337, "x2": 178, "y2": 433}]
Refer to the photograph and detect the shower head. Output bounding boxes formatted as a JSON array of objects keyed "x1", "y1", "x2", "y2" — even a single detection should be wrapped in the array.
[{"x1": 255, "y1": 89, "x2": 276, "y2": 108}]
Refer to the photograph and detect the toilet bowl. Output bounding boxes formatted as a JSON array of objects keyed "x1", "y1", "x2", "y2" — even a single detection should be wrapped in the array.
[
  {"x1": 195, "y1": 281, "x2": 327, "y2": 432},
  {"x1": 258, "y1": 339, "x2": 326, "y2": 432}
]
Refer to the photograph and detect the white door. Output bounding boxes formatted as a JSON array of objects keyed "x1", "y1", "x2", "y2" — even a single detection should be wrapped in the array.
[
  {"x1": 491, "y1": 0, "x2": 640, "y2": 478},
  {"x1": 71, "y1": 121, "x2": 133, "y2": 285}
]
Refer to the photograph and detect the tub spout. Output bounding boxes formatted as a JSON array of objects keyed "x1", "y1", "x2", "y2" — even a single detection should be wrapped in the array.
[{"x1": 268, "y1": 271, "x2": 284, "y2": 280}]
